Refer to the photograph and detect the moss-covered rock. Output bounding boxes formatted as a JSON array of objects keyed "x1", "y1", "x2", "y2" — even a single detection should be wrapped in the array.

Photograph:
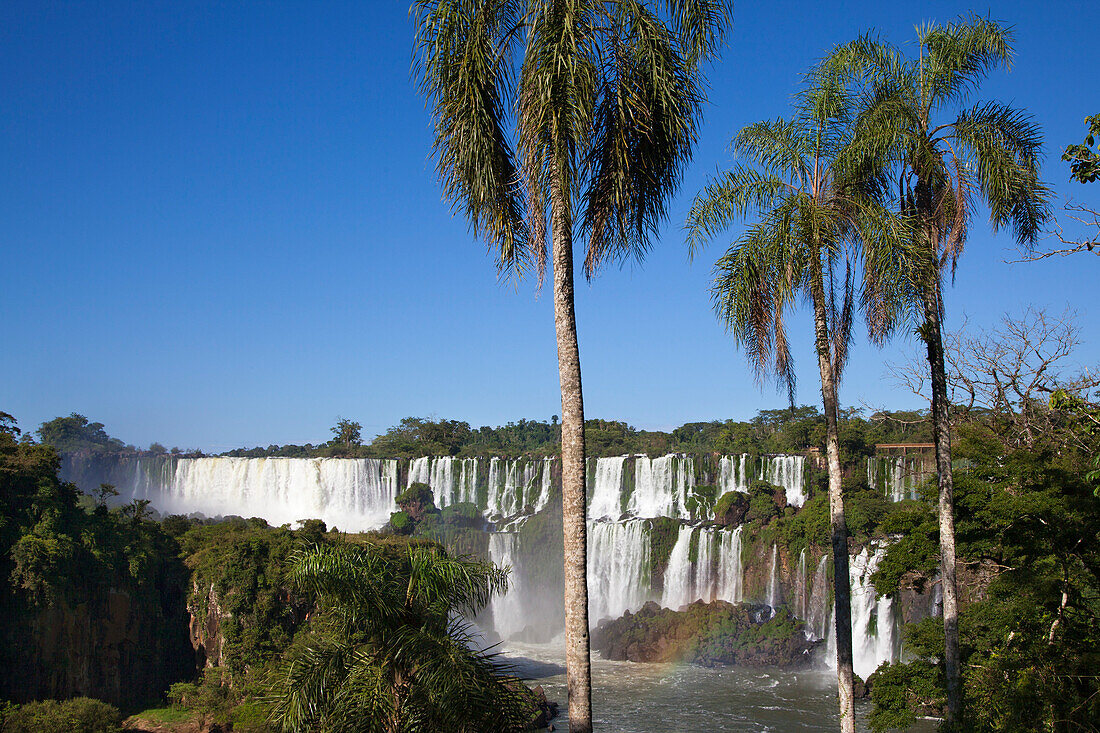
[{"x1": 592, "y1": 600, "x2": 818, "y2": 668}]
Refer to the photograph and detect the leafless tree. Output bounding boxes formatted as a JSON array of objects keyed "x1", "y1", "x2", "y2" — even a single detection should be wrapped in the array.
[
  {"x1": 889, "y1": 308, "x2": 1100, "y2": 450},
  {"x1": 1017, "y1": 201, "x2": 1099, "y2": 262}
]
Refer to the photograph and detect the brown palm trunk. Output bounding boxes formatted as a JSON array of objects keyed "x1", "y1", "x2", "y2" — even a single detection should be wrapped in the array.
[
  {"x1": 921, "y1": 284, "x2": 961, "y2": 728},
  {"x1": 810, "y1": 261, "x2": 856, "y2": 733},
  {"x1": 551, "y1": 178, "x2": 593, "y2": 733}
]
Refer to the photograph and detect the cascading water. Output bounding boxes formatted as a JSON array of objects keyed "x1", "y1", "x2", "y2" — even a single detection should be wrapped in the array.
[
  {"x1": 408, "y1": 456, "x2": 480, "y2": 508},
  {"x1": 806, "y1": 555, "x2": 830, "y2": 641},
  {"x1": 630, "y1": 455, "x2": 694, "y2": 519},
  {"x1": 661, "y1": 526, "x2": 718, "y2": 609},
  {"x1": 718, "y1": 454, "x2": 752, "y2": 494},
  {"x1": 588, "y1": 457, "x2": 626, "y2": 520},
  {"x1": 717, "y1": 454, "x2": 806, "y2": 507},
  {"x1": 766, "y1": 545, "x2": 781, "y2": 610},
  {"x1": 824, "y1": 547, "x2": 899, "y2": 678},
  {"x1": 588, "y1": 520, "x2": 651, "y2": 624},
  {"x1": 488, "y1": 532, "x2": 526, "y2": 640},
  {"x1": 795, "y1": 549, "x2": 808, "y2": 621},
  {"x1": 867, "y1": 455, "x2": 926, "y2": 502},
  {"x1": 143, "y1": 457, "x2": 399, "y2": 531},
  {"x1": 760, "y1": 455, "x2": 806, "y2": 507},
  {"x1": 715, "y1": 526, "x2": 744, "y2": 603}
]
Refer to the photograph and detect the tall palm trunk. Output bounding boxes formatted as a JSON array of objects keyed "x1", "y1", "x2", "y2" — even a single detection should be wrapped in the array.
[
  {"x1": 915, "y1": 176, "x2": 961, "y2": 728},
  {"x1": 921, "y1": 282, "x2": 961, "y2": 728},
  {"x1": 551, "y1": 176, "x2": 593, "y2": 733},
  {"x1": 810, "y1": 259, "x2": 856, "y2": 733}
]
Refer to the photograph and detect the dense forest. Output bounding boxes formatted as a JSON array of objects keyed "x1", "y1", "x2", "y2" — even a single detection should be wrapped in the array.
[{"x1": 43, "y1": 406, "x2": 931, "y2": 462}]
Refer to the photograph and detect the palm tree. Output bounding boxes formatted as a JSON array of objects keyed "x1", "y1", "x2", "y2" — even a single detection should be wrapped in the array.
[
  {"x1": 686, "y1": 74, "x2": 904, "y2": 733},
  {"x1": 822, "y1": 18, "x2": 1051, "y2": 726},
  {"x1": 269, "y1": 540, "x2": 535, "y2": 732},
  {"x1": 413, "y1": 3, "x2": 732, "y2": 729}
]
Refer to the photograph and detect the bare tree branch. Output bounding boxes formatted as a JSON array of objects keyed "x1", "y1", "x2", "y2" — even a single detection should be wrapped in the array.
[{"x1": 1013, "y1": 201, "x2": 1100, "y2": 262}]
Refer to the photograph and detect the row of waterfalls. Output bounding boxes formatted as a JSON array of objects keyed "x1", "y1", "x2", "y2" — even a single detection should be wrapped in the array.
[
  {"x1": 61, "y1": 451, "x2": 919, "y2": 678},
  {"x1": 866, "y1": 454, "x2": 933, "y2": 502},
  {"x1": 62, "y1": 452, "x2": 811, "y2": 529}
]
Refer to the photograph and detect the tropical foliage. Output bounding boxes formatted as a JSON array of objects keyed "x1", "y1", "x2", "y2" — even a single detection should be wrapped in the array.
[{"x1": 268, "y1": 541, "x2": 536, "y2": 733}]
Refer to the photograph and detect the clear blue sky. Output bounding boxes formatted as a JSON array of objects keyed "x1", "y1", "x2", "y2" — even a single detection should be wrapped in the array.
[{"x1": 2, "y1": 1, "x2": 1097, "y2": 452}]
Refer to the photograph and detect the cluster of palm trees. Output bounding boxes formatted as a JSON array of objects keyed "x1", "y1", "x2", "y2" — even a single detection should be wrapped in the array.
[{"x1": 415, "y1": 2, "x2": 1049, "y2": 731}]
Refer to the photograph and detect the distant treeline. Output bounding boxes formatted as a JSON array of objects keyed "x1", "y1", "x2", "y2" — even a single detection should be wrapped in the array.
[
  {"x1": 28, "y1": 407, "x2": 934, "y2": 461},
  {"x1": 223, "y1": 407, "x2": 933, "y2": 460}
]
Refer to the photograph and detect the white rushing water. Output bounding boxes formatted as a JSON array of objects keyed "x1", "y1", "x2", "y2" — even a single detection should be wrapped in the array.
[
  {"x1": 824, "y1": 547, "x2": 899, "y2": 678},
  {"x1": 766, "y1": 544, "x2": 781, "y2": 610},
  {"x1": 408, "y1": 456, "x2": 479, "y2": 507},
  {"x1": 589, "y1": 457, "x2": 627, "y2": 520},
  {"x1": 136, "y1": 457, "x2": 399, "y2": 531},
  {"x1": 488, "y1": 532, "x2": 526, "y2": 640},
  {"x1": 588, "y1": 520, "x2": 651, "y2": 624},
  {"x1": 718, "y1": 454, "x2": 807, "y2": 507},
  {"x1": 407, "y1": 456, "x2": 552, "y2": 518},
  {"x1": 806, "y1": 555, "x2": 831, "y2": 641},
  {"x1": 715, "y1": 526, "x2": 744, "y2": 603},
  {"x1": 795, "y1": 549, "x2": 808, "y2": 620},
  {"x1": 629, "y1": 455, "x2": 694, "y2": 519},
  {"x1": 867, "y1": 455, "x2": 926, "y2": 502}
]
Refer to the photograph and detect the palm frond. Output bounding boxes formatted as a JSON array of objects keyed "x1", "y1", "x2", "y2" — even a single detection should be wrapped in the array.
[
  {"x1": 582, "y1": 0, "x2": 702, "y2": 276},
  {"x1": 921, "y1": 14, "x2": 1012, "y2": 108},
  {"x1": 684, "y1": 166, "x2": 791, "y2": 257},
  {"x1": 663, "y1": 0, "x2": 735, "y2": 68},
  {"x1": 951, "y1": 101, "x2": 1051, "y2": 245},
  {"x1": 735, "y1": 119, "x2": 811, "y2": 184},
  {"x1": 414, "y1": 0, "x2": 530, "y2": 278}
]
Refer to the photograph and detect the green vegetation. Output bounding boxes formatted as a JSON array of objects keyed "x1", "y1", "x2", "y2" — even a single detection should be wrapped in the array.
[
  {"x1": 866, "y1": 408, "x2": 1100, "y2": 730},
  {"x1": 0, "y1": 418, "x2": 192, "y2": 710},
  {"x1": 1063, "y1": 113, "x2": 1100, "y2": 184},
  {"x1": 594, "y1": 600, "x2": 815, "y2": 667},
  {"x1": 0, "y1": 697, "x2": 122, "y2": 733},
  {"x1": 268, "y1": 542, "x2": 535, "y2": 732}
]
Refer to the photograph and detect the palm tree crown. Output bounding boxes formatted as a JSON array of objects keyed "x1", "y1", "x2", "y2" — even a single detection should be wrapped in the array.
[
  {"x1": 687, "y1": 78, "x2": 904, "y2": 395},
  {"x1": 415, "y1": 0, "x2": 733, "y2": 279}
]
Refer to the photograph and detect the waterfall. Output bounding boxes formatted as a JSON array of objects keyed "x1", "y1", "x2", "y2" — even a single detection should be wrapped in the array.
[
  {"x1": 718, "y1": 454, "x2": 751, "y2": 494},
  {"x1": 532, "y1": 457, "x2": 553, "y2": 513},
  {"x1": 795, "y1": 549, "x2": 808, "y2": 621},
  {"x1": 406, "y1": 456, "x2": 479, "y2": 508},
  {"x1": 488, "y1": 532, "x2": 526, "y2": 640},
  {"x1": 661, "y1": 526, "x2": 717, "y2": 609},
  {"x1": 766, "y1": 544, "x2": 782, "y2": 609},
  {"x1": 661, "y1": 525, "x2": 695, "y2": 610},
  {"x1": 588, "y1": 520, "x2": 651, "y2": 624},
  {"x1": 824, "y1": 547, "x2": 899, "y2": 678},
  {"x1": 715, "y1": 526, "x2": 744, "y2": 603},
  {"x1": 152, "y1": 457, "x2": 399, "y2": 531},
  {"x1": 868, "y1": 455, "x2": 924, "y2": 502},
  {"x1": 807, "y1": 555, "x2": 830, "y2": 641},
  {"x1": 630, "y1": 454, "x2": 694, "y2": 519},
  {"x1": 761, "y1": 455, "x2": 806, "y2": 507},
  {"x1": 588, "y1": 457, "x2": 626, "y2": 520},
  {"x1": 717, "y1": 454, "x2": 806, "y2": 507}
]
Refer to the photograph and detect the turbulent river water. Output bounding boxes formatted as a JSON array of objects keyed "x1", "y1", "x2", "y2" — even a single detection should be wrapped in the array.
[{"x1": 501, "y1": 640, "x2": 938, "y2": 733}]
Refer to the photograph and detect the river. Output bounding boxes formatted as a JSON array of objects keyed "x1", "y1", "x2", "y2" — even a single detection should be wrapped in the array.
[{"x1": 502, "y1": 640, "x2": 938, "y2": 732}]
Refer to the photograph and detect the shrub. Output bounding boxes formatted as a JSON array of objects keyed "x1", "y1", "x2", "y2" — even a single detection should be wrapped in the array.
[
  {"x1": 389, "y1": 511, "x2": 413, "y2": 535},
  {"x1": 395, "y1": 482, "x2": 434, "y2": 507},
  {"x1": 2, "y1": 698, "x2": 121, "y2": 733}
]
